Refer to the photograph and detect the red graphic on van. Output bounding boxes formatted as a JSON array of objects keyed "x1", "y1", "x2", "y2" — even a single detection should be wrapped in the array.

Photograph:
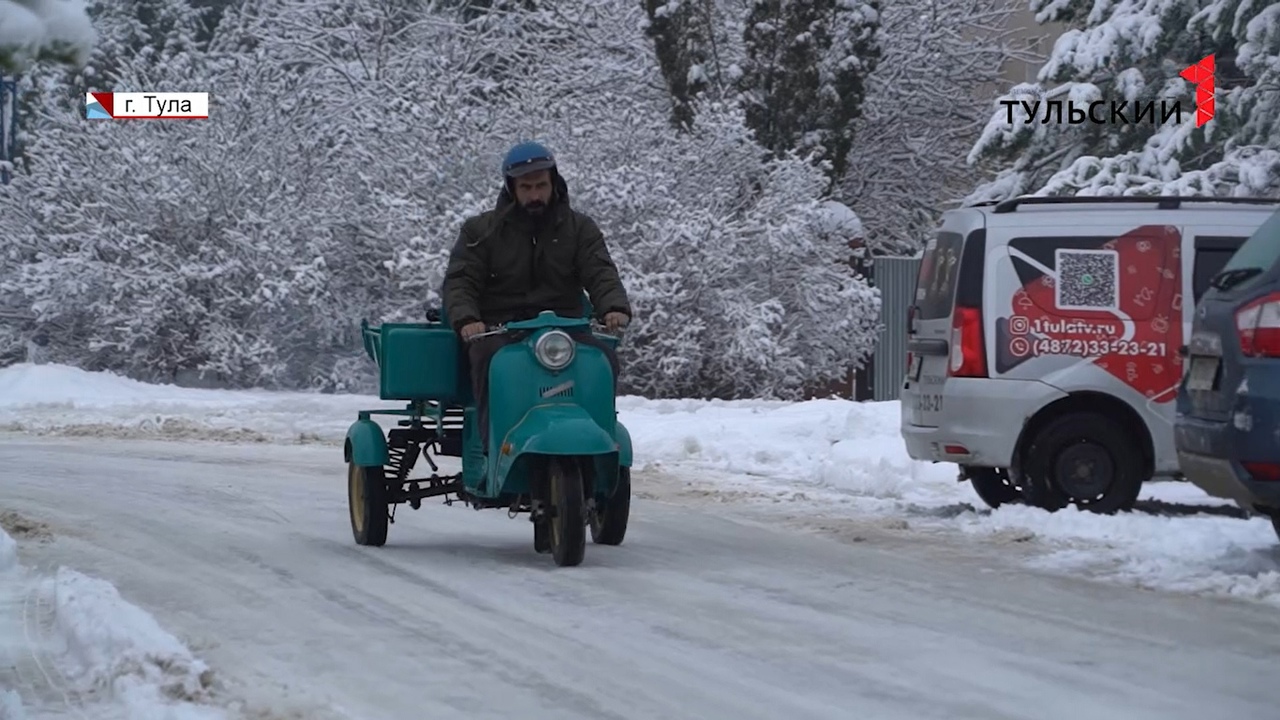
[{"x1": 995, "y1": 225, "x2": 1184, "y2": 402}]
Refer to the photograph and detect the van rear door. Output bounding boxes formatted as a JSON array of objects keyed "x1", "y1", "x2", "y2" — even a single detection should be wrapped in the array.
[{"x1": 903, "y1": 216, "x2": 987, "y2": 427}]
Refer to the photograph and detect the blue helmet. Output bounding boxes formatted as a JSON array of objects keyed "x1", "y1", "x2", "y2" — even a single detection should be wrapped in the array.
[{"x1": 502, "y1": 141, "x2": 556, "y2": 179}]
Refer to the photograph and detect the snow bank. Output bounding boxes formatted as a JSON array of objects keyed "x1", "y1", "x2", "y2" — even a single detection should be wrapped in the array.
[
  {"x1": 0, "y1": 363, "x2": 375, "y2": 443},
  {"x1": 41, "y1": 568, "x2": 224, "y2": 719},
  {"x1": 0, "y1": 527, "x2": 22, "y2": 720},
  {"x1": 0, "y1": 523, "x2": 15, "y2": 572},
  {"x1": 958, "y1": 503, "x2": 1280, "y2": 604},
  {"x1": 0, "y1": 0, "x2": 96, "y2": 70},
  {"x1": 621, "y1": 395, "x2": 1280, "y2": 605},
  {"x1": 619, "y1": 396, "x2": 960, "y2": 505},
  {"x1": 2, "y1": 363, "x2": 1279, "y2": 608},
  {"x1": 0, "y1": 525, "x2": 225, "y2": 719}
]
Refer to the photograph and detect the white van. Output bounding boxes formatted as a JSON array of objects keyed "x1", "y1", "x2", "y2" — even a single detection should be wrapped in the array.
[{"x1": 899, "y1": 196, "x2": 1280, "y2": 513}]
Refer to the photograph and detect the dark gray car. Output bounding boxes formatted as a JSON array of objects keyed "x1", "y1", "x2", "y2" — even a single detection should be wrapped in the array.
[{"x1": 1175, "y1": 207, "x2": 1280, "y2": 540}]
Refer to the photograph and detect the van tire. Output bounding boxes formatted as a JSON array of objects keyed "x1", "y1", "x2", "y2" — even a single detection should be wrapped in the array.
[
  {"x1": 1021, "y1": 412, "x2": 1145, "y2": 514},
  {"x1": 964, "y1": 466, "x2": 1022, "y2": 509}
]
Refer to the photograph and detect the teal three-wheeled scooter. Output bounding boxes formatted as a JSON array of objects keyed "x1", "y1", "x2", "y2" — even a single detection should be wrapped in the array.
[{"x1": 343, "y1": 297, "x2": 633, "y2": 567}]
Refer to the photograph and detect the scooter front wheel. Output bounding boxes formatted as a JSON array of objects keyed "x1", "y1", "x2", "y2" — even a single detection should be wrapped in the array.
[{"x1": 547, "y1": 457, "x2": 586, "y2": 567}]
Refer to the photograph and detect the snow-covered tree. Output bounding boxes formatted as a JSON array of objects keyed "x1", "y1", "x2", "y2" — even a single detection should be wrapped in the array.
[
  {"x1": 966, "y1": 0, "x2": 1280, "y2": 201},
  {"x1": 840, "y1": 0, "x2": 1035, "y2": 256},
  {"x1": 1, "y1": 0, "x2": 883, "y2": 399},
  {"x1": 385, "y1": 0, "x2": 884, "y2": 398},
  {"x1": 1, "y1": 0, "x2": 378, "y2": 388},
  {"x1": 737, "y1": 0, "x2": 882, "y2": 184},
  {"x1": 641, "y1": 0, "x2": 748, "y2": 129}
]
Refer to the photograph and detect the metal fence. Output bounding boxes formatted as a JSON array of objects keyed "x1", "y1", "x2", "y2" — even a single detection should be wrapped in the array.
[{"x1": 870, "y1": 256, "x2": 921, "y2": 401}]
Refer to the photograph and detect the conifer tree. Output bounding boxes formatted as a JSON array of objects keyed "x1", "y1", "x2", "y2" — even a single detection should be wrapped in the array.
[
  {"x1": 738, "y1": 0, "x2": 881, "y2": 184},
  {"x1": 967, "y1": 0, "x2": 1280, "y2": 200}
]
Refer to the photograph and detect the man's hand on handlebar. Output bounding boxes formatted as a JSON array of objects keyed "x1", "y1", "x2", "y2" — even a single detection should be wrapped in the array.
[
  {"x1": 603, "y1": 312, "x2": 629, "y2": 332},
  {"x1": 460, "y1": 321, "x2": 487, "y2": 341}
]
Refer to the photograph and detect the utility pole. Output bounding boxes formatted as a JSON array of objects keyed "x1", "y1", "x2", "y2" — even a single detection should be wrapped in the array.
[{"x1": 1, "y1": 74, "x2": 16, "y2": 185}]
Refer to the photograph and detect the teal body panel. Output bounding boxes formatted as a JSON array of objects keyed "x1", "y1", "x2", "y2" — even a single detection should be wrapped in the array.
[
  {"x1": 505, "y1": 314, "x2": 591, "y2": 331},
  {"x1": 462, "y1": 407, "x2": 486, "y2": 491},
  {"x1": 486, "y1": 339, "x2": 617, "y2": 460},
  {"x1": 361, "y1": 321, "x2": 461, "y2": 404},
  {"x1": 584, "y1": 419, "x2": 630, "y2": 499},
  {"x1": 458, "y1": 316, "x2": 622, "y2": 500},
  {"x1": 345, "y1": 419, "x2": 389, "y2": 467}
]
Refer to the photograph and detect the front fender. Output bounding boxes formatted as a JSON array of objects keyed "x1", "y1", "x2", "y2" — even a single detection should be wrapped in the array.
[
  {"x1": 501, "y1": 404, "x2": 619, "y2": 458},
  {"x1": 345, "y1": 419, "x2": 388, "y2": 467}
]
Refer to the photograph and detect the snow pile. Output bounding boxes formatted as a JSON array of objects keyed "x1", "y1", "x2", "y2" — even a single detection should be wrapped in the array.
[
  {"x1": 0, "y1": 363, "x2": 376, "y2": 443},
  {"x1": 0, "y1": 529, "x2": 20, "y2": 719},
  {"x1": 815, "y1": 200, "x2": 864, "y2": 240},
  {"x1": 0, "y1": 525, "x2": 225, "y2": 720},
  {"x1": 958, "y1": 503, "x2": 1280, "y2": 605},
  {"x1": 2, "y1": 362, "x2": 1279, "y2": 608},
  {"x1": 0, "y1": 0, "x2": 96, "y2": 70},
  {"x1": 44, "y1": 569, "x2": 223, "y2": 718},
  {"x1": 619, "y1": 396, "x2": 959, "y2": 505}
]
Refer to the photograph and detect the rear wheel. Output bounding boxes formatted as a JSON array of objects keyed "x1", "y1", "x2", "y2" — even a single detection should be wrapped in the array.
[
  {"x1": 348, "y1": 462, "x2": 389, "y2": 546},
  {"x1": 1020, "y1": 412, "x2": 1145, "y2": 514},
  {"x1": 591, "y1": 467, "x2": 631, "y2": 545},
  {"x1": 547, "y1": 458, "x2": 586, "y2": 567},
  {"x1": 964, "y1": 466, "x2": 1021, "y2": 509}
]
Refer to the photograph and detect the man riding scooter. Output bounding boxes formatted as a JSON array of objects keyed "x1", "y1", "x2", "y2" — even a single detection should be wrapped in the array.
[{"x1": 442, "y1": 141, "x2": 632, "y2": 453}]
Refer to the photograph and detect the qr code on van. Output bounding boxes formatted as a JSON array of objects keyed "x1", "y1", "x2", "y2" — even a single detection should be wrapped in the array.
[{"x1": 1055, "y1": 249, "x2": 1119, "y2": 310}]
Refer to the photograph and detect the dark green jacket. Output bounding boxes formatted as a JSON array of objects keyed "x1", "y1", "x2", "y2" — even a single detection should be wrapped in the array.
[{"x1": 442, "y1": 173, "x2": 631, "y2": 331}]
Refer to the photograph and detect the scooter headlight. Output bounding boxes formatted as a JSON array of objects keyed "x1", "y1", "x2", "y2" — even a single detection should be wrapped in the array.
[{"x1": 534, "y1": 330, "x2": 575, "y2": 370}]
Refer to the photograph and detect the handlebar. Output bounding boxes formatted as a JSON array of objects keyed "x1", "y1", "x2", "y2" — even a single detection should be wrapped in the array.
[
  {"x1": 467, "y1": 325, "x2": 510, "y2": 341},
  {"x1": 464, "y1": 321, "x2": 625, "y2": 343}
]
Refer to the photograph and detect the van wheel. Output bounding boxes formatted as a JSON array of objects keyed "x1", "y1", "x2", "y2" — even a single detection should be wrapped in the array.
[
  {"x1": 964, "y1": 466, "x2": 1021, "y2": 509},
  {"x1": 1021, "y1": 412, "x2": 1145, "y2": 514}
]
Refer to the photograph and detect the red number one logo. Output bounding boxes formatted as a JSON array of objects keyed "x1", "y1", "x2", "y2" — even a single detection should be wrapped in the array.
[{"x1": 1179, "y1": 54, "x2": 1215, "y2": 128}]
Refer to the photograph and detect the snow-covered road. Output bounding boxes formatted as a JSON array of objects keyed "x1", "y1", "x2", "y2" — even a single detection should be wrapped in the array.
[{"x1": 4, "y1": 435, "x2": 1279, "y2": 720}]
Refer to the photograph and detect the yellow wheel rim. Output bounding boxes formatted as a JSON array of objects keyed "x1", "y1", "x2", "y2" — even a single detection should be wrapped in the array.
[{"x1": 349, "y1": 464, "x2": 366, "y2": 533}]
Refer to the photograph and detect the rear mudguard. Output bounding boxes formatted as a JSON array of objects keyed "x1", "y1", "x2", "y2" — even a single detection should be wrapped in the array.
[
  {"x1": 345, "y1": 419, "x2": 388, "y2": 467},
  {"x1": 616, "y1": 418, "x2": 633, "y2": 468},
  {"x1": 492, "y1": 404, "x2": 619, "y2": 489}
]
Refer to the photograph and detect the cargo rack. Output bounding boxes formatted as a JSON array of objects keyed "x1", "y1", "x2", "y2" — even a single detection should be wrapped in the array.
[{"x1": 980, "y1": 195, "x2": 1280, "y2": 214}]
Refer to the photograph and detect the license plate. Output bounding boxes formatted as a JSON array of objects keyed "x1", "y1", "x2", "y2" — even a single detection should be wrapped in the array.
[
  {"x1": 913, "y1": 393, "x2": 943, "y2": 414},
  {"x1": 908, "y1": 354, "x2": 922, "y2": 381},
  {"x1": 1187, "y1": 356, "x2": 1219, "y2": 391}
]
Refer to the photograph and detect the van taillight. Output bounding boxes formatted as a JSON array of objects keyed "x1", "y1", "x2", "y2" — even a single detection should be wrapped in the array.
[
  {"x1": 949, "y1": 305, "x2": 987, "y2": 377},
  {"x1": 1237, "y1": 292, "x2": 1280, "y2": 358}
]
